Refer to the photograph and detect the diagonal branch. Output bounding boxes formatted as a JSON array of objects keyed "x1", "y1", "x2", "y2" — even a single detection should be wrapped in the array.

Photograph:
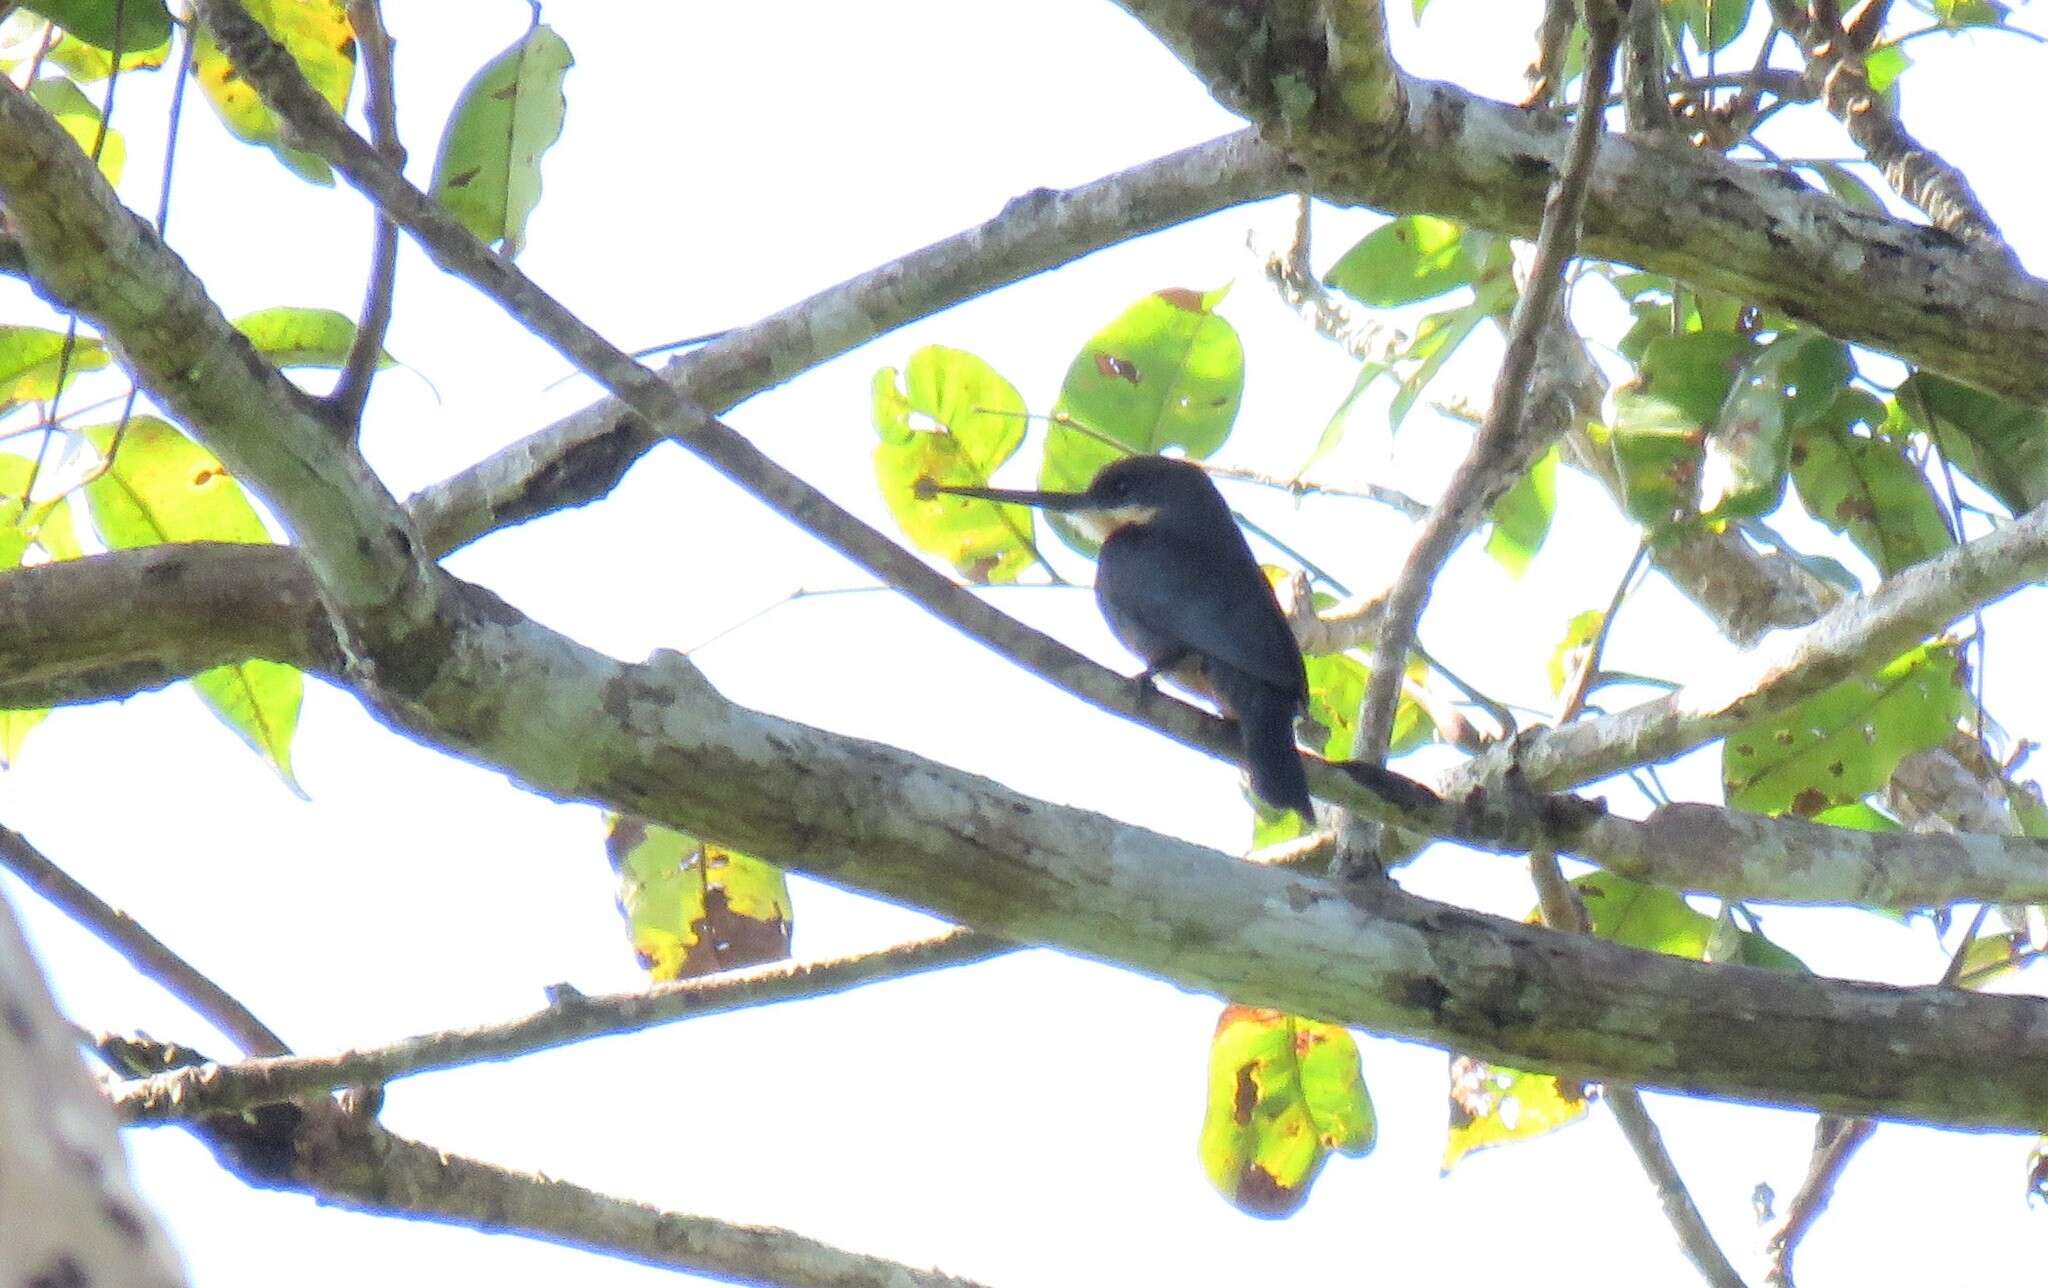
[
  {"x1": 1764, "y1": 0, "x2": 2012, "y2": 254},
  {"x1": 408, "y1": 130, "x2": 1287, "y2": 556},
  {"x1": 326, "y1": 0, "x2": 402, "y2": 431},
  {"x1": 114, "y1": 928, "x2": 1010, "y2": 1121},
  {"x1": 1359, "y1": 0, "x2": 1623, "y2": 762},
  {"x1": 0, "y1": 824, "x2": 288, "y2": 1056}
]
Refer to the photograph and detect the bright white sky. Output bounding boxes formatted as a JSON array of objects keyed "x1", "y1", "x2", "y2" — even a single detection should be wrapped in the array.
[{"x1": 4, "y1": 2, "x2": 2047, "y2": 1284}]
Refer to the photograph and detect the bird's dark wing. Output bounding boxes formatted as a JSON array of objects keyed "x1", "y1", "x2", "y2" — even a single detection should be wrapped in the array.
[{"x1": 1094, "y1": 525, "x2": 1307, "y2": 702}]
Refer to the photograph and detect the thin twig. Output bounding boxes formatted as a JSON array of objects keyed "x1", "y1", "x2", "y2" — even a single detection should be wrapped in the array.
[
  {"x1": 114, "y1": 928, "x2": 1010, "y2": 1121},
  {"x1": 1358, "y1": 0, "x2": 1623, "y2": 763},
  {"x1": 1200, "y1": 458, "x2": 1428, "y2": 519},
  {"x1": 0, "y1": 823, "x2": 289, "y2": 1056},
  {"x1": 328, "y1": 0, "x2": 400, "y2": 431}
]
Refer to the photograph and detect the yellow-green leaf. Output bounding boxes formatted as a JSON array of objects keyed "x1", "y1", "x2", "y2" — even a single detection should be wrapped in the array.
[
  {"x1": 81, "y1": 419, "x2": 303, "y2": 789},
  {"x1": 429, "y1": 23, "x2": 573, "y2": 258},
  {"x1": 605, "y1": 815, "x2": 792, "y2": 981},
  {"x1": 1444, "y1": 1056, "x2": 1593, "y2": 1170},
  {"x1": 0, "y1": 709, "x2": 47, "y2": 769},
  {"x1": 872, "y1": 347, "x2": 1034, "y2": 584},
  {"x1": 1199, "y1": 1005, "x2": 1374, "y2": 1218},
  {"x1": 191, "y1": 0, "x2": 355, "y2": 185},
  {"x1": 0, "y1": 325, "x2": 110, "y2": 408},
  {"x1": 28, "y1": 75, "x2": 125, "y2": 183},
  {"x1": 233, "y1": 306, "x2": 397, "y2": 370},
  {"x1": 19, "y1": 0, "x2": 170, "y2": 54}
]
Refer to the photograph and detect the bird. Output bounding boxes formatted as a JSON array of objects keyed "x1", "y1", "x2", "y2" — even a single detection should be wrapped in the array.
[{"x1": 925, "y1": 455, "x2": 1315, "y2": 819}]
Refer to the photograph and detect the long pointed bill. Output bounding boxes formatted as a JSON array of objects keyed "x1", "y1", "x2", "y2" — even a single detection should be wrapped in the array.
[
  {"x1": 915, "y1": 479, "x2": 1095, "y2": 511},
  {"x1": 916, "y1": 478, "x2": 1156, "y2": 543}
]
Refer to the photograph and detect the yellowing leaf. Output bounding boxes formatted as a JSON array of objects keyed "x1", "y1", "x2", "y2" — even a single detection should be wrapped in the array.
[
  {"x1": 0, "y1": 325, "x2": 110, "y2": 408},
  {"x1": 81, "y1": 419, "x2": 304, "y2": 791},
  {"x1": 873, "y1": 347, "x2": 1034, "y2": 583},
  {"x1": 1199, "y1": 1005, "x2": 1374, "y2": 1218},
  {"x1": 1444, "y1": 1056, "x2": 1593, "y2": 1170},
  {"x1": 430, "y1": 24, "x2": 573, "y2": 258},
  {"x1": 605, "y1": 815, "x2": 792, "y2": 981},
  {"x1": 192, "y1": 0, "x2": 355, "y2": 184}
]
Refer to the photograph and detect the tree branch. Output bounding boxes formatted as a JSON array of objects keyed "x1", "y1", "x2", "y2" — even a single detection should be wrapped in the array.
[
  {"x1": 0, "y1": 888, "x2": 187, "y2": 1288},
  {"x1": 1360, "y1": 0, "x2": 1622, "y2": 761},
  {"x1": 114, "y1": 929, "x2": 1010, "y2": 1121},
  {"x1": 326, "y1": 0, "x2": 401, "y2": 431},
  {"x1": 407, "y1": 130, "x2": 1287, "y2": 556},
  {"x1": 0, "y1": 824, "x2": 288, "y2": 1056}
]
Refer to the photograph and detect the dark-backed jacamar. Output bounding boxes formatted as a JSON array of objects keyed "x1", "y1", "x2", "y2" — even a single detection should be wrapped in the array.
[{"x1": 929, "y1": 455, "x2": 1315, "y2": 819}]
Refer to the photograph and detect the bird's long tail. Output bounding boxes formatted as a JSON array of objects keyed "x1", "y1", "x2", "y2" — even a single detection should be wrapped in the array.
[{"x1": 1212, "y1": 665, "x2": 1314, "y2": 820}]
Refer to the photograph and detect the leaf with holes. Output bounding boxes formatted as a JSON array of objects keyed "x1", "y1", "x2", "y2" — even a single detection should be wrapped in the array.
[
  {"x1": 606, "y1": 815, "x2": 792, "y2": 981},
  {"x1": 191, "y1": 0, "x2": 355, "y2": 184},
  {"x1": 81, "y1": 419, "x2": 304, "y2": 792},
  {"x1": 873, "y1": 347, "x2": 1034, "y2": 583},
  {"x1": 1599, "y1": 331, "x2": 1754, "y2": 529},
  {"x1": 28, "y1": 75, "x2": 125, "y2": 183},
  {"x1": 1723, "y1": 640, "x2": 1969, "y2": 817},
  {"x1": 1896, "y1": 372, "x2": 2048, "y2": 516},
  {"x1": 1199, "y1": 1006, "x2": 1374, "y2": 1218},
  {"x1": 1444, "y1": 1056, "x2": 1593, "y2": 1171},
  {"x1": 1791, "y1": 390, "x2": 1953, "y2": 576},
  {"x1": 1040, "y1": 286, "x2": 1242, "y2": 552},
  {"x1": 430, "y1": 23, "x2": 573, "y2": 258}
]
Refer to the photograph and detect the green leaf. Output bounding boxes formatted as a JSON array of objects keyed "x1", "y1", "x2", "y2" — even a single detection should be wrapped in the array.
[
  {"x1": 872, "y1": 347, "x2": 1034, "y2": 584},
  {"x1": 28, "y1": 75, "x2": 125, "y2": 183},
  {"x1": 1668, "y1": 0, "x2": 1756, "y2": 52},
  {"x1": 1798, "y1": 160, "x2": 1887, "y2": 214},
  {"x1": 81, "y1": 418, "x2": 304, "y2": 790},
  {"x1": 1791, "y1": 391, "x2": 1954, "y2": 576},
  {"x1": 1299, "y1": 650, "x2": 1431, "y2": 763},
  {"x1": 1325, "y1": 215, "x2": 1479, "y2": 307},
  {"x1": 1811, "y1": 800, "x2": 1900, "y2": 832},
  {"x1": 1444, "y1": 1056, "x2": 1592, "y2": 1170},
  {"x1": 1573, "y1": 872, "x2": 1809, "y2": 970},
  {"x1": 192, "y1": 659, "x2": 305, "y2": 798},
  {"x1": 1896, "y1": 372, "x2": 2048, "y2": 515},
  {"x1": 1041, "y1": 287, "x2": 1242, "y2": 552},
  {"x1": 1723, "y1": 640, "x2": 1969, "y2": 817},
  {"x1": 1486, "y1": 445, "x2": 1557, "y2": 575},
  {"x1": 430, "y1": 23, "x2": 574, "y2": 258},
  {"x1": 19, "y1": 0, "x2": 169, "y2": 53},
  {"x1": 1548, "y1": 608, "x2": 1605, "y2": 697},
  {"x1": 0, "y1": 452, "x2": 81, "y2": 563},
  {"x1": 191, "y1": 0, "x2": 355, "y2": 184},
  {"x1": 1701, "y1": 332, "x2": 1853, "y2": 521},
  {"x1": 0, "y1": 461, "x2": 57, "y2": 768},
  {"x1": 1864, "y1": 44, "x2": 1911, "y2": 100},
  {"x1": 605, "y1": 815, "x2": 792, "y2": 981},
  {"x1": 1932, "y1": 0, "x2": 2008, "y2": 29},
  {"x1": 1199, "y1": 1006, "x2": 1373, "y2": 1218},
  {"x1": 232, "y1": 306, "x2": 396, "y2": 371},
  {"x1": 0, "y1": 325, "x2": 110, "y2": 408},
  {"x1": 1601, "y1": 331, "x2": 1756, "y2": 528},
  {"x1": 38, "y1": 25, "x2": 172, "y2": 80},
  {"x1": 1387, "y1": 280, "x2": 1510, "y2": 431}
]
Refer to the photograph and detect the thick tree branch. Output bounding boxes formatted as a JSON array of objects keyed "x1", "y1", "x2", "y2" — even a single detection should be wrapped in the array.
[
  {"x1": 114, "y1": 929, "x2": 1010, "y2": 1121},
  {"x1": 1111, "y1": 3, "x2": 2048, "y2": 404},
  {"x1": 1765, "y1": 0, "x2": 2012, "y2": 254},
  {"x1": 0, "y1": 889, "x2": 187, "y2": 1288}
]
